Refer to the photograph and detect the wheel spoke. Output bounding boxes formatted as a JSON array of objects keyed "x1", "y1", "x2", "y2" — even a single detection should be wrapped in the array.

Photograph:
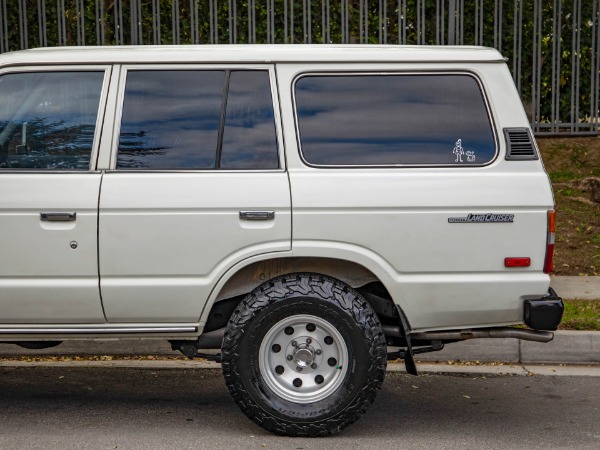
[{"x1": 259, "y1": 314, "x2": 348, "y2": 404}]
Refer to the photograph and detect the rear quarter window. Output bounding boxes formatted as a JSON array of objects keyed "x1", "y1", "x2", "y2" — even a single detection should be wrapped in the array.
[{"x1": 294, "y1": 73, "x2": 497, "y2": 166}]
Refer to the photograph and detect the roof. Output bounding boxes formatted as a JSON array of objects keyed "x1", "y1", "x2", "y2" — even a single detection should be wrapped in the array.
[{"x1": 0, "y1": 45, "x2": 505, "y2": 66}]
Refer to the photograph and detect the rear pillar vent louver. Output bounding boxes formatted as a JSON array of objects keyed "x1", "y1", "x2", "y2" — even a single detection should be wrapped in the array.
[{"x1": 504, "y1": 128, "x2": 539, "y2": 160}]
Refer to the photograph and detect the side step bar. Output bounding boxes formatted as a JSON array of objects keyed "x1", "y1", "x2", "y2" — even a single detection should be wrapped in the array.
[
  {"x1": 0, "y1": 325, "x2": 198, "y2": 335},
  {"x1": 411, "y1": 328, "x2": 554, "y2": 343},
  {"x1": 382, "y1": 325, "x2": 554, "y2": 343}
]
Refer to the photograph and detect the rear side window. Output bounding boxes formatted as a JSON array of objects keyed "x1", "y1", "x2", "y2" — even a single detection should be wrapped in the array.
[
  {"x1": 294, "y1": 74, "x2": 496, "y2": 166},
  {"x1": 0, "y1": 71, "x2": 104, "y2": 170},
  {"x1": 117, "y1": 69, "x2": 278, "y2": 170}
]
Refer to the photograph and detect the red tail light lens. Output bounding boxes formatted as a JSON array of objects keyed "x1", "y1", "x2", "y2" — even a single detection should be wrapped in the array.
[
  {"x1": 505, "y1": 257, "x2": 531, "y2": 267},
  {"x1": 544, "y1": 210, "x2": 556, "y2": 274}
]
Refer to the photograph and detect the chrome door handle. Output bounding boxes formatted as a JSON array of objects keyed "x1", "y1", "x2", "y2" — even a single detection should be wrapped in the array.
[
  {"x1": 239, "y1": 211, "x2": 275, "y2": 221},
  {"x1": 40, "y1": 212, "x2": 77, "y2": 222}
]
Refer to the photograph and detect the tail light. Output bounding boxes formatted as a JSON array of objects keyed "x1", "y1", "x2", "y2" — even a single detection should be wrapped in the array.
[{"x1": 543, "y1": 210, "x2": 556, "y2": 274}]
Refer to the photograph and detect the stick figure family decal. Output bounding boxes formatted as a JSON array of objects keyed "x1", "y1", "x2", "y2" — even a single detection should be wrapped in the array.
[{"x1": 453, "y1": 139, "x2": 476, "y2": 163}]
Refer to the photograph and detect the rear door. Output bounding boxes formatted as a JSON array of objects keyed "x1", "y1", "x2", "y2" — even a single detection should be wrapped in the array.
[
  {"x1": 0, "y1": 67, "x2": 110, "y2": 323},
  {"x1": 99, "y1": 66, "x2": 291, "y2": 322}
]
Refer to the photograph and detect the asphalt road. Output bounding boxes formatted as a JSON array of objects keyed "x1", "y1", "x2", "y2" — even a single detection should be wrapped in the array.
[{"x1": 1, "y1": 367, "x2": 599, "y2": 450}]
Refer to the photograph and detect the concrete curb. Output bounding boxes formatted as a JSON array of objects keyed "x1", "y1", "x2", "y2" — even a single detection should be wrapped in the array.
[
  {"x1": 1, "y1": 330, "x2": 599, "y2": 365},
  {"x1": 1, "y1": 359, "x2": 599, "y2": 377},
  {"x1": 417, "y1": 330, "x2": 600, "y2": 365}
]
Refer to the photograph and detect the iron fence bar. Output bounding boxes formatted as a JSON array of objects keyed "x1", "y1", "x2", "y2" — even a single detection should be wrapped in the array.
[
  {"x1": 172, "y1": 0, "x2": 179, "y2": 45},
  {"x1": 591, "y1": 0, "x2": 600, "y2": 132},
  {"x1": 574, "y1": 0, "x2": 581, "y2": 133},
  {"x1": 0, "y1": 0, "x2": 597, "y2": 135},
  {"x1": 152, "y1": 0, "x2": 160, "y2": 45},
  {"x1": 38, "y1": 0, "x2": 47, "y2": 47},
  {"x1": 192, "y1": 0, "x2": 198, "y2": 45},
  {"x1": 448, "y1": 0, "x2": 456, "y2": 45},
  {"x1": 18, "y1": 0, "x2": 26, "y2": 50},
  {"x1": 212, "y1": 0, "x2": 219, "y2": 44},
  {"x1": 551, "y1": 0, "x2": 561, "y2": 133},
  {"x1": 0, "y1": 0, "x2": 6, "y2": 53}
]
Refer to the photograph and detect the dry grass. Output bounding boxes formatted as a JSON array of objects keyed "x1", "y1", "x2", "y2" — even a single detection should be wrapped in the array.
[{"x1": 537, "y1": 136, "x2": 600, "y2": 276}]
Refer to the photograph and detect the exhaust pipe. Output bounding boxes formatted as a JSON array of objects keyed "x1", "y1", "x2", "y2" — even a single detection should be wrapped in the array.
[{"x1": 383, "y1": 325, "x2": 553, "y2": 343}]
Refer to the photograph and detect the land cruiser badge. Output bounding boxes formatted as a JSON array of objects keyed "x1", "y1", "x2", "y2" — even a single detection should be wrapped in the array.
[{"x1": 448, "y1": 213, "x2": 514, "y2": 223}]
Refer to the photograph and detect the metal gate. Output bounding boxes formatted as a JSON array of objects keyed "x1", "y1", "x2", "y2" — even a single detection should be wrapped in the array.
[{"x1": 0, "y1": 1, "x2": 599, "y2": 134}]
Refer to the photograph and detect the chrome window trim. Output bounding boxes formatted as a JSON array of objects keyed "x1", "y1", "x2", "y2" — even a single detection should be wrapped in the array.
[
  {"x1": 110, "y1": 64, "x2": 284, "y2": 172},
  {"x1": 291, "y1": 70, "x2": 500, "y2": 169}
]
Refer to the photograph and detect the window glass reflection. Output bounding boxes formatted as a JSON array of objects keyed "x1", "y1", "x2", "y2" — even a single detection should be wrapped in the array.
[
  {"x1": 220, "y1": 71, "x2": 278, "y2": 169},
  {"x1": 117, "y1": 70, "x2": 224, "y2": 169},
  {"x1": 295, "y1": 74, "x2": 496, "y2": 166},
  {"x1": 0, "y1": 71, "x2": 104, "y2": 170}
]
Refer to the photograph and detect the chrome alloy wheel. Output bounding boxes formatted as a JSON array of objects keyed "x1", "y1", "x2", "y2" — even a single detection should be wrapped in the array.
[{"x1": 259, "y1": 314, "x2": 349, "y2": 404}]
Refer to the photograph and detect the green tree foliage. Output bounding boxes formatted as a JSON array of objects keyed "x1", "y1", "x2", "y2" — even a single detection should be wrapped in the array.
[{"x1": 0, "y1": 1, "x2": 598, "y2": 128}]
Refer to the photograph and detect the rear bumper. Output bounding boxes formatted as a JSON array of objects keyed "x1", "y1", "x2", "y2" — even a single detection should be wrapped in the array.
[{"x1": 524, "y1": 288, "x2": 564, "y2": 331}]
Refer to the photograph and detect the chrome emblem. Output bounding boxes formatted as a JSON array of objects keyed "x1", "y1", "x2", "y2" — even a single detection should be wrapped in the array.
[{"x1": 448, "y1": 213, "x2": 514, "y2": 223}]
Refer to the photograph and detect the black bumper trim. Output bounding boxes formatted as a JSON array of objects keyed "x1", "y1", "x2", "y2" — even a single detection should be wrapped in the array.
[{"x1": 524, "y1": 288, "x2": 564, "y2": 331}]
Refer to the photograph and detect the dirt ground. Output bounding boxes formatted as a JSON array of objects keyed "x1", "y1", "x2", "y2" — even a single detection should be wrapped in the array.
[{"x1": 537, "y1": 136, "x2": 600, "y2": 276}]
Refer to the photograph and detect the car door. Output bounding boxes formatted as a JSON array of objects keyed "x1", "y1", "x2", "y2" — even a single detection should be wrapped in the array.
[
  {"x1": 0, "y1": 67, "x2": 110, "y2": 323},
  {"x1": 98, "y1": 66, "x2": 291, "y2": 323}
]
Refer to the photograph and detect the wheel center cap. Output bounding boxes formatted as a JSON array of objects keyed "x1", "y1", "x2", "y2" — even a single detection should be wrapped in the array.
[{"x1": 293, "y1": 346, "x2": 314, "y2": 367}]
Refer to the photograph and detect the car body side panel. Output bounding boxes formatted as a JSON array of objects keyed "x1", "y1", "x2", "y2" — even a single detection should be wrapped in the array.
[{"x1": 277, "y1": 62, "x2": 554, "y2": 331}]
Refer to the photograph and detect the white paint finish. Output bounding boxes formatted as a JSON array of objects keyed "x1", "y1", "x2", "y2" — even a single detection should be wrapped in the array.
[
  {"x1": 99, "y1": 172, "x2": 291, "y2": 322},
  {"x1": 277, "y1": 62, "x2": 554, "y2": 330},
  {"x1": 0, "y1": 173, "x2": 104, "y2": 322},
  {"x1": 387, "y1": 273, "x2": 550, "y2": 331},
  {"x1": 289, "y1": 170, "x2": 551, "y2": 273},
  {"x1": 0, "y1": 45, "x2": 504, "y2": 67},
  {"x1": 0, "y1": 47, "x2": 558, "y2": 337}
]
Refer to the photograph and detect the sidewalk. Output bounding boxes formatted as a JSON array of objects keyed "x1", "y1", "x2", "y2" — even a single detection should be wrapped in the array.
[{"x1": 551, "y1": 275, "x2": 600, "y2": 299}]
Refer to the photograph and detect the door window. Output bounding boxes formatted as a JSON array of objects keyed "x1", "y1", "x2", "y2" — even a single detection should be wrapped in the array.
[
  {"x1": 116, "y1": 69, "x2": 278, "y2": 170},
  {"x1": 0, "y1": 71, "x2": 105, "y2": 170}
]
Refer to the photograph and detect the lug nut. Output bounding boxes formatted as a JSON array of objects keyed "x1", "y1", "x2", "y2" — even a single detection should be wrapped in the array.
[
  {"x1": 297, "y1": 366, "x2": 303, "y2": 372},
  {"x1": 291, "y1": 340, "x2": 298, "y2": 347},
  {"x1": 287, "y1": 355, "x2": 293, "y2": 361},
  {"x1": 315, "y1": 349, "x2": 322, "y2": 355},
  {"x1": 311, "y1": 363, "x2": 317, "y2": 369},
  {"x1": 306, "y1": 338, "x2": 312, "y2": 344}
]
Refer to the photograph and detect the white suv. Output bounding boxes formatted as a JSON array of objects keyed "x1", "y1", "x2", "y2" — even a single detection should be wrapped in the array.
[{"x1": 0, "y1": 45, "x2": 563, "y2": 436}]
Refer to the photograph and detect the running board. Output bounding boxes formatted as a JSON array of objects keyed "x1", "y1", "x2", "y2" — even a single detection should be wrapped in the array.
[{"x1": 0, "y1": 325, "x2": 198, "y2": 335}]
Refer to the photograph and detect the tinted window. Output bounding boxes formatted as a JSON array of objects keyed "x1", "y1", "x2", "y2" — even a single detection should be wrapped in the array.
[
  {"x1": 295, "y1": 74, "x2": 496, "y2": 166},
  {"x1": 220, "y1": 71, "x2": 278, "y2": 169},
  {"x1": 0, "y1": 71, "x2": 104, "y2": 170},
  {"x1": 117, "y1": 71, "x2": 224, "y2": 169},
  {"x1": 117, "y1": 70, "x2": 278, "y2": 170}
]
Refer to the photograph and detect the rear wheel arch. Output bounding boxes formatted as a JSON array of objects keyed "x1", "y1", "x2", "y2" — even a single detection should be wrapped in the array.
[{"x1": 201, "y1": 256, "x2": 399, "y2": 333}]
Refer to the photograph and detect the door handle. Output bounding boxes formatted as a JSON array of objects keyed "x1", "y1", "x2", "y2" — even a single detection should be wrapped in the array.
[
  {"x1": 239, "y1": 211, "x2": 275, "y2": 221},
  {"x1": 40, "y1": 212, "x2": 77, "y2": 222}
]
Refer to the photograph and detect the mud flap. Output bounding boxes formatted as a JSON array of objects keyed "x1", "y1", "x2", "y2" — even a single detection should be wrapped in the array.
[{"x1": 395, "y1": 305, "x2": 418, "y2": 376}]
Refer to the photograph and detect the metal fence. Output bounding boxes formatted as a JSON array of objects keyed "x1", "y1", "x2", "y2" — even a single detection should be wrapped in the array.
[{"x1": 0, "y1": 0, "x2": 599, "y2": 135}]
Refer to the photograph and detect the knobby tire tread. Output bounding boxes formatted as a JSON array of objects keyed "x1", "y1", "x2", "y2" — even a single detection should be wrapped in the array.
[{"x1": 221, "y1": 273, "x2": 387, "y2": 437}]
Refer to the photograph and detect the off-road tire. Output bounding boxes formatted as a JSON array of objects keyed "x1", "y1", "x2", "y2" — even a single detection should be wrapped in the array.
[{"x1": 221, "y1": 273, "x2": 387, "y2": 436}]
